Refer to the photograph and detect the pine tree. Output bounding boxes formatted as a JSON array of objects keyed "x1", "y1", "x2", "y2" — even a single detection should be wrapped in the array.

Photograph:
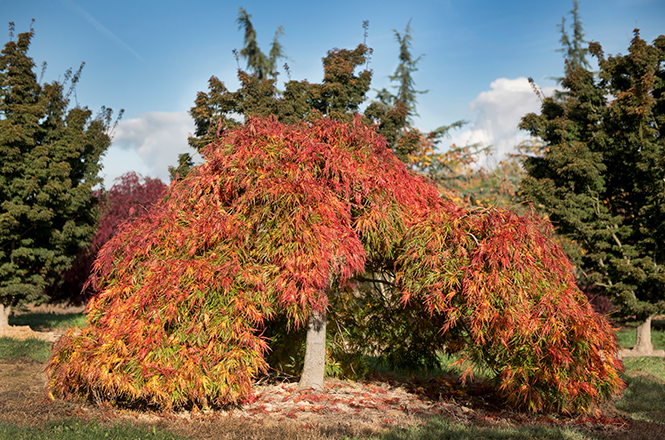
[
  {"x1": 558, "y1": 0, "x2": 591, "y2": 72},
  {"x1": 0, "y1": 23, "x2": 118, "y2": 325},
  {"x1": 364, "y1": 22, "x2": 468, "y2": 166},
  {"x1": 520, "y1": 30, "x2": 665, "y2": 356}
]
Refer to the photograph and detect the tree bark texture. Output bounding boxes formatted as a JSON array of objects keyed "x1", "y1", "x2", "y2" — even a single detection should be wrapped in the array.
[
  {"x1": 618, "y1": 315, "x2": 665, "y2": 358},
  {"x1": 634, "y1": 316, "x2": 655, "y2": 354},
  {"x1": 298, "y1": 309, "x2": 326, "y2": 390},
  {"x1": 0, "y1": 305, "x2": 10, "y2": 328}
]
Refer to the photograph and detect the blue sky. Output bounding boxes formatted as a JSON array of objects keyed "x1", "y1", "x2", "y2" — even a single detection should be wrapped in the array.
[{"x1": 2, "y1": 0, "x2": 663, "y2": 187}]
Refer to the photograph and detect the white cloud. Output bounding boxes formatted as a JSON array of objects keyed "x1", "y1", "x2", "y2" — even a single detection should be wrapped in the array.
[
  {"x1": 445, "y1": 77, "x2": 556, "y2": 167},
  {"x1": 102, "y1": 111, "x2": 195, "y2": 187}
]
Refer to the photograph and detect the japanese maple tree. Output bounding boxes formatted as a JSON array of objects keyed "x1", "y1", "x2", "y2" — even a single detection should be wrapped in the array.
[
  {"x1": 48, "y1": 115, "x2": 622, "y2": 413},
  {"x1": 48, "y1": 172, "x2": 167, "y2": 303}
]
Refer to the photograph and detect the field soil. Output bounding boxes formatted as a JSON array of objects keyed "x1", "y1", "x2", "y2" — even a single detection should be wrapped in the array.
[{"x1": 0, "y1": 306, "x2": 664, "y2": 439}]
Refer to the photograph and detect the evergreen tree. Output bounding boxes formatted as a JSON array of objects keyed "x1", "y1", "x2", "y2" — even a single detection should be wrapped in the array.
[
  {"x1": 520, "y1": 30, "x2": 665, "y2": 355},
  {"x1": 364, "y1": 22, "x2": 468, "y2": 166},
  {"x1": 184, "y1": 16, "x2": 455, "y2": 173},
  {"x1": 188, "y1": 41, "x2": 373, "y2": 157},
  {"x1": 0, "y1": 23, "x2": 118, "y2": 325},
  {"x1": 553, "y1": 0, "x2": 591, "y2": 101},
  {"x1": 558, "y1": 0, "x2": 591, "y2": 72},
  {"x1": 236, "y1": 7, "x2": 286, "y2": 80},
  {"x1": 373, "y1": 20, "x2": 426, "y2": 121}
]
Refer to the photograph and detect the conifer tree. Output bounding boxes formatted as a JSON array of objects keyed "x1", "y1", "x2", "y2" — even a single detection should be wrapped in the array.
[
  {"x1": 373, "y1": 20, "x2": 426, "y2": 121},
  {"x1": 236, "y1": 7, "x2": 286, "y2": 81},
  {"x1": 520, "y1": 30, "x2": 665, "y2": 355},
  {"x1": 553, "y1": 0, "x2": 591, "y2": 101},
  {"x1": 557, "y1": 0, "x2": 591, "y2": 72},
  {"x1": 187, "y1": 40, "x2": 373, "y2": 157},
  {"x1": 0, "y1": 23, "x2": 117, "y2": 326},
  {"x1": 364, "y1": 22, "x2": 467, "y2": 166}
]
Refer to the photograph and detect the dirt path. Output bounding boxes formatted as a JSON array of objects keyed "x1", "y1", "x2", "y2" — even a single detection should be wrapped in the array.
[{"x1": 0, "y1": 325, "x2": 60, "y2": 342}]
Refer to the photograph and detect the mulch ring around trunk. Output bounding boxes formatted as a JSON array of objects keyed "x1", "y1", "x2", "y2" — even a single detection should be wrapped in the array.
[{"x1": 110, "y1": 374, "x2": 639, "y2": 439}]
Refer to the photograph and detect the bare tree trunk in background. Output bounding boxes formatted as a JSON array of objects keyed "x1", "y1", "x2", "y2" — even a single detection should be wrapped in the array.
[
  {"x1": 298, "y1": 309, "x2": 326, "y2": 390},
  {"x1": 634, "y1": 316, "x2": 655, "y2": 354},
  {"x1": 0, "y1": 305, "x2": 10, "y2": 328},
  {"x1": 619, "y1": 315, "x2": 665, "y2": 358}
]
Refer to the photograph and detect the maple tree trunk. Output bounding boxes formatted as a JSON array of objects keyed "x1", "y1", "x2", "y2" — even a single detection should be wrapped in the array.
[
  {"x1": 0, "y1": 305, "x2": 10, "y2": 328},
  {"x1": 298, "y1": 309, "x2": 326, "y2": 390}
]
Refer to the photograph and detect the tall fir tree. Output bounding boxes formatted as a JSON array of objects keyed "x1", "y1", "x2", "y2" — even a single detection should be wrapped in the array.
[
  {"x1": 520, "y1": 30, "x2": 665, "y2": 355},
  {"x1": 0, "y1": 23, "x2": 118, "y2": 326},
  {"x1": 365, "y1": 21, "x2": 468, "y2": 166},
  {"x1": 373, "y1": 20, "x2": 426, "y2": 121},
  {"x1": 558, "y1": 0, "x2": 591, "y2": 72},
  {"x1": 236, "y1": 7, "x2": 286, "y2": 81},
  {"x1": 553, "y1": 0, "x2": 591, "y2": 101}
]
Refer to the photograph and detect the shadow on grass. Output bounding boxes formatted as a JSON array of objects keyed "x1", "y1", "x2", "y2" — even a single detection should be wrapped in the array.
[
  {"x1": 8, "y1": 312, "x2": 85, "y2": 332},
  {"x1": 616, "y1": 374, "x2": 665, "y2": 424},
  {"x1": 381, "y1": 417, "x2": 593, "y2": 440},
  {"x1": 0, "y1": 337, "x2": 51, "y2": 363}
]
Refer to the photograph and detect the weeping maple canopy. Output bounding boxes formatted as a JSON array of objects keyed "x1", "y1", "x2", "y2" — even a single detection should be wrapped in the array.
[{"x1": 48, "y1": 115, "x2": 623, "y2": 413}]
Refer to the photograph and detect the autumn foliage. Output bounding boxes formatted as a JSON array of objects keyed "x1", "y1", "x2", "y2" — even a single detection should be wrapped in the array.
[
  {"x1": 47, "y1": 116, "x2": 623, "y2": 413},
  {"x1": 48, "y1": 172, "x2": 167, "y2": 303}
]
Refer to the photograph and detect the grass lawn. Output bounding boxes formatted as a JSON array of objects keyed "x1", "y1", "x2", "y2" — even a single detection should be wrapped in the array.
[
  {"x1": 0, "y1": 419, "x2": 183, "y2": 440},
  {"x1": 380, "y1": 418, "x2": 595, "y2": 440},
  {"x1": 8, "y1": 311, "x2": 86, "y2": 332},
  {"x1": 0, "y1": 336, "x2": 52, "y2": 363}
]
